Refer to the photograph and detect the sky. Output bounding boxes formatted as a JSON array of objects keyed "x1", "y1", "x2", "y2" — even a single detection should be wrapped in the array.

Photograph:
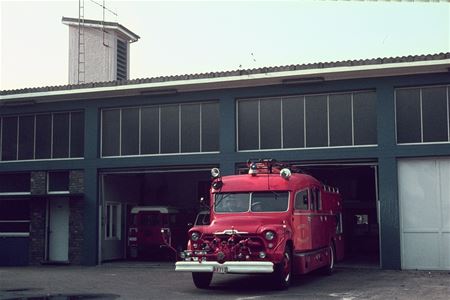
[{"x1": 1, "y1": 0, "x2": 449, "y2": 91}]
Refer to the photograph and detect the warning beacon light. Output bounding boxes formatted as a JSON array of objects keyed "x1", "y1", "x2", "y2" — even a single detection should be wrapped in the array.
[
  {"x1": 211, "y1": 168, "x2": 221, "y2": 178},
  {"x1": 248, "y1": 163, "x2": 258, "y2": 176},
  {"x1": 280, "y1": 168, "x2": 292, "y2": 180}
]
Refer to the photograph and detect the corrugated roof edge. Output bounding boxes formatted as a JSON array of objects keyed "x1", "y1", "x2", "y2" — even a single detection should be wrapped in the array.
[{"x1": 2, "y1": 52, "x2": 449, "y2": 95}]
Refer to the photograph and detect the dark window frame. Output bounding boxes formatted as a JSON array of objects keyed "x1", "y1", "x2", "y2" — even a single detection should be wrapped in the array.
[
  {"x1": 100, "y1": 101, "x2": 220, "y2": 157},
  {"x1": 0, "y1": 111, "x2": 84, "y2": 162},
  {"x1": 0, "y1": 173, "x2": 31, "y2": 194},
  {"x1": 294, "y1": 189, "x2": 309, "y2": 210},
  {"x1": 237, "y1": 90, "x2": 377, "y2": 151},
  {"x1": 47, "y1": 171, "x2": 70, "y2": 194},
  {"x1": 395, "y1": 85, "x2": 450, "y2": 144}
]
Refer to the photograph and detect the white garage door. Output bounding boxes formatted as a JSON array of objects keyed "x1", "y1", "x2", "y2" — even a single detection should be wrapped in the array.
[{"x1": 398, "y1": 158, "x2": 450, "y2": 270}]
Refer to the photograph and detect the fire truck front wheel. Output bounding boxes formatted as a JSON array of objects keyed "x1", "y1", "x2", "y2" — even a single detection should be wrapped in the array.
[
  {"x1": 272, "y1": 245, "x2": 292, "y2": 290},
  {"x1": 192, "y1": 272, "x2": 213, "y2": 289}
]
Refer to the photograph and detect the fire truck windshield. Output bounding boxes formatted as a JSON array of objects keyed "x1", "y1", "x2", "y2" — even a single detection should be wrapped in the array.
[{"x1": 214, "y1": 192, "x2": 289, "y2": 213}]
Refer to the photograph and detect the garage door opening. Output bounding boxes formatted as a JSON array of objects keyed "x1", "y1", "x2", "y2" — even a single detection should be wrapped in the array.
[
  {"x1": 293, "y1": 163, "x2": 380, "y2": 268},
  {"x1": 99, "y1": 168, "x2": 213, "y2": 263}
]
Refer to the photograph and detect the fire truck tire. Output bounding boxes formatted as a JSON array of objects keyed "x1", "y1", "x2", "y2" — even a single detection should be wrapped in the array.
[
  {"x1": 192, "y1": 272, "x2": 213, "y2": 289},
  {"x1": 320, "y1": 243, "x2": 335, "y2": 275},
  {"x1": 272, "y1": 245, "x2": 292, "y2": 290}
]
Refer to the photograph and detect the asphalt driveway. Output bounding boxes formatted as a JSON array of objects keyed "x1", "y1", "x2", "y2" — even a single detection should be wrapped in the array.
[{"x1": 0, "y1": 262, "x2": 449, "y2": 299}]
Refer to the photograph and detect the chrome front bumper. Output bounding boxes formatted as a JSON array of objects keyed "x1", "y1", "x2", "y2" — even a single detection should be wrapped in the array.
[{"x1": 175, "y1": 261, "x2": 274, "y2": 274}]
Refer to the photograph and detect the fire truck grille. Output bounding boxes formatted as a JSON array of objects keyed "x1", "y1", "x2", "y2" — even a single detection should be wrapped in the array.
[{"x1": 200, "y1": 234, "x2": 266, "y2": 254}]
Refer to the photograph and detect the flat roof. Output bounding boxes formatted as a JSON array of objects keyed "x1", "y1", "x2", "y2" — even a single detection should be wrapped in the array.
[{"x1": 62, "y1": 17, "x2": 140, "y2": 42}]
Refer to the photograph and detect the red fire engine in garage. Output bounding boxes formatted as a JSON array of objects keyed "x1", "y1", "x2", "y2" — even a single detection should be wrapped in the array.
[
  {"x1": 128, "y1": 206, "x2": 187, "y2": 259},
  {"x1": 175, "y1": 159, "x2": 344, "y2": 289}
]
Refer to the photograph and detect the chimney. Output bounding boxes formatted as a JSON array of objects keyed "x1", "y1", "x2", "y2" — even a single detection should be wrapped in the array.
[{"x1": 62, "y1": 17, "x2": 140, "y2": 84}]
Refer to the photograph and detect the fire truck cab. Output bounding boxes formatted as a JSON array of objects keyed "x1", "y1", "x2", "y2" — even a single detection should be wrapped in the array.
[{"x1": 175, "y1": 160, "x2": 344, "y2": 289}]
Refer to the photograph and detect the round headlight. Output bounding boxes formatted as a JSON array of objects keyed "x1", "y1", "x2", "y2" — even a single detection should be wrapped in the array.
[
  {"x1": 191, "y1": 232, "x2": 200, "y2": 242},
  {"x1": 265, "y1": 231, "x2": 275, "y2": 241}
]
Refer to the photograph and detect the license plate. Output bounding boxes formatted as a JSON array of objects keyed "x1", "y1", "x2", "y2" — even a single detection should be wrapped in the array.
[
  {"x1": 213, "y1": 265, "x2": 228, "y2": 274},
  {"x1": 128, "y1": 237, "x2": 137, "y2": 241}
]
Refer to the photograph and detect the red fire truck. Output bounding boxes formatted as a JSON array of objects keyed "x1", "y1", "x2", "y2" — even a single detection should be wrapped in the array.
[
  {"x1": 128, "y1": 206, "x2": 187, "y2": 259},
  {"x1": 175, "y1": 159, "x2": 344, "y2": 289}
]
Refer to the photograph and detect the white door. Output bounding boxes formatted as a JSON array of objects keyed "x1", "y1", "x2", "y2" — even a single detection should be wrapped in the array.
[
  {"x1": 398, "y1": 158, "x2": 450, "y2": 270},
  {"x1": 49, "y1": 198, "x2": 69, "y2": 262}
]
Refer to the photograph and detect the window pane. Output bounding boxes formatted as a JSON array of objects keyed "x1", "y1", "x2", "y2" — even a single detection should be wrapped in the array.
[
  {"x1": 70, "y1": 112, "x2": 84, "y2": 158},
  {"x1": 141, "y1": 106, "x2": 159, "y2": 154},
  {"x1": 160, "y1": 105, "x2": 179, "y2": 153},
  {"x1": 305, "y1": 95, "x2": 328, "y2": 147},
  {"x1": 252, "y1": 192, "x2": 289, "y2": 212},
  {"x1": 316, "y1": 189, "x2": 322, "y2": 210},
  {"x1": 260, "y1": 98, "x2": 281, "y2": 149},
  {"x1": 282, "y1": 96, "x2": 304, "y2": 149},
  {"x1": 18, "y1": 116, "x2": 34, "y2": 160},
  {"x1": 1, "y1": 116, "x2": 18, "y2": 161},
  {"x1": 102, "y1": 110, "x2": 120, "y2": 156},
  {"x1": 112, "y1": 205, "x2": 118, "y2": 237},
  {"x1": 181, "y1": 104, "x2": 200, "y2": 153},
  {"x1": 214, "y1": 193, "x2": 249, "y2": 213},
  {"x1": 0, "y1": 173, "x2": 30, "y2": 193},
  {"x1": 121, "y1": 108, "x2": 139, "y2": 155},
  {"x1": 329, "y1": 94, "x2": 352, "y2": 146},
  {"x1": 53, "y1": 113, "x2": 70, "y2": 158},
  {"x1": 35, "y1": 114, "x2": 51, "y2": 159},
  {"x1": 238, "y1": 100, "x2": 259, "y2": 150},
  {"x1": 354, "y1": 91, "x2": 377, "y2": 145},
  {"x1": 201, "y1": 102, "x2": 219, "y2": 152},
  {"x1": 106, "y1": 205, "x2": 111, "y2": 238},
  {"x1": 396, "y1": 89, "x2": 421, "y2": 143},
  {"x1": 422, "y1": 87, "x2": 448, "y2": 142},
  {"x1": 0, "y1": 200, "x2": 30, "y2": 220},
  {"x1": 48, "y1": 171, "x2": 69, "y2": 192},
  {"x1": 294, "y1": 190, "x2": 308, "y2": 210},
  {"x1": 310, "y1": 188, "x2": 316, "y2": 210}
]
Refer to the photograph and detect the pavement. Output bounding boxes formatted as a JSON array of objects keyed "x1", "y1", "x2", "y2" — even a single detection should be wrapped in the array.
[{"x1": 0, "y1": 262, "x2": 449, "y2": 300}]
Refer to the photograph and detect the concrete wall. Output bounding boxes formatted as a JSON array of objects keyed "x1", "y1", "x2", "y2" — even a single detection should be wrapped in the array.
[{"x1": 68, "y1": 26, "x2": 122, "y2": 84}]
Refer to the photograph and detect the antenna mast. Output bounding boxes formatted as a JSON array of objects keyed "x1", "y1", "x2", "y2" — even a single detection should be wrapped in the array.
[{"x1": 89, "y1": 0, "x2": 118, "y2": 46}]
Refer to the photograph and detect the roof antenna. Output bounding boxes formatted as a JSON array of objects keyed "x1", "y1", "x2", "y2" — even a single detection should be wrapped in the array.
[{"x1": 89, "y1": 0, "x2": 118, "y2": 47}]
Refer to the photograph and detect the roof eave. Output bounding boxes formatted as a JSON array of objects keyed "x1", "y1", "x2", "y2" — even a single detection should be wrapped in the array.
[
  {"x1": 1, "y1": 59, "x2": 449, "y2": 104},
  {"x1": 62, "y1": 18, "x2": 140, "y2": 42}
]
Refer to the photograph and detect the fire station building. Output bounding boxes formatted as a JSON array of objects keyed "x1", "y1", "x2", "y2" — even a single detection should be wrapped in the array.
[{"x1": 1, "y1": 18, "x2": 449, "y2": 270}]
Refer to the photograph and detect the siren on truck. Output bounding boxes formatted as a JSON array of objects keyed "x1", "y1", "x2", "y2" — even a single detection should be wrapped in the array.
[{"x1": 211, "y1": 168, "x2": 221, "y2": 178}]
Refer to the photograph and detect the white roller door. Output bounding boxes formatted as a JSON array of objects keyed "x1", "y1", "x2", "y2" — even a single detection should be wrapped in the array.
[{"x1": 398, "y1": 158, "x2": 450, "y2": 270}]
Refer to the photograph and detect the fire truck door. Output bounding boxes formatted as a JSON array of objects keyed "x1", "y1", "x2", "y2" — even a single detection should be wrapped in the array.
[
  {"x1": 310, "y1": 188, "x2": 328, "y2": 249},
  {"x1": 293, "y1": 190, "x2": 312, "y2": 250}
]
